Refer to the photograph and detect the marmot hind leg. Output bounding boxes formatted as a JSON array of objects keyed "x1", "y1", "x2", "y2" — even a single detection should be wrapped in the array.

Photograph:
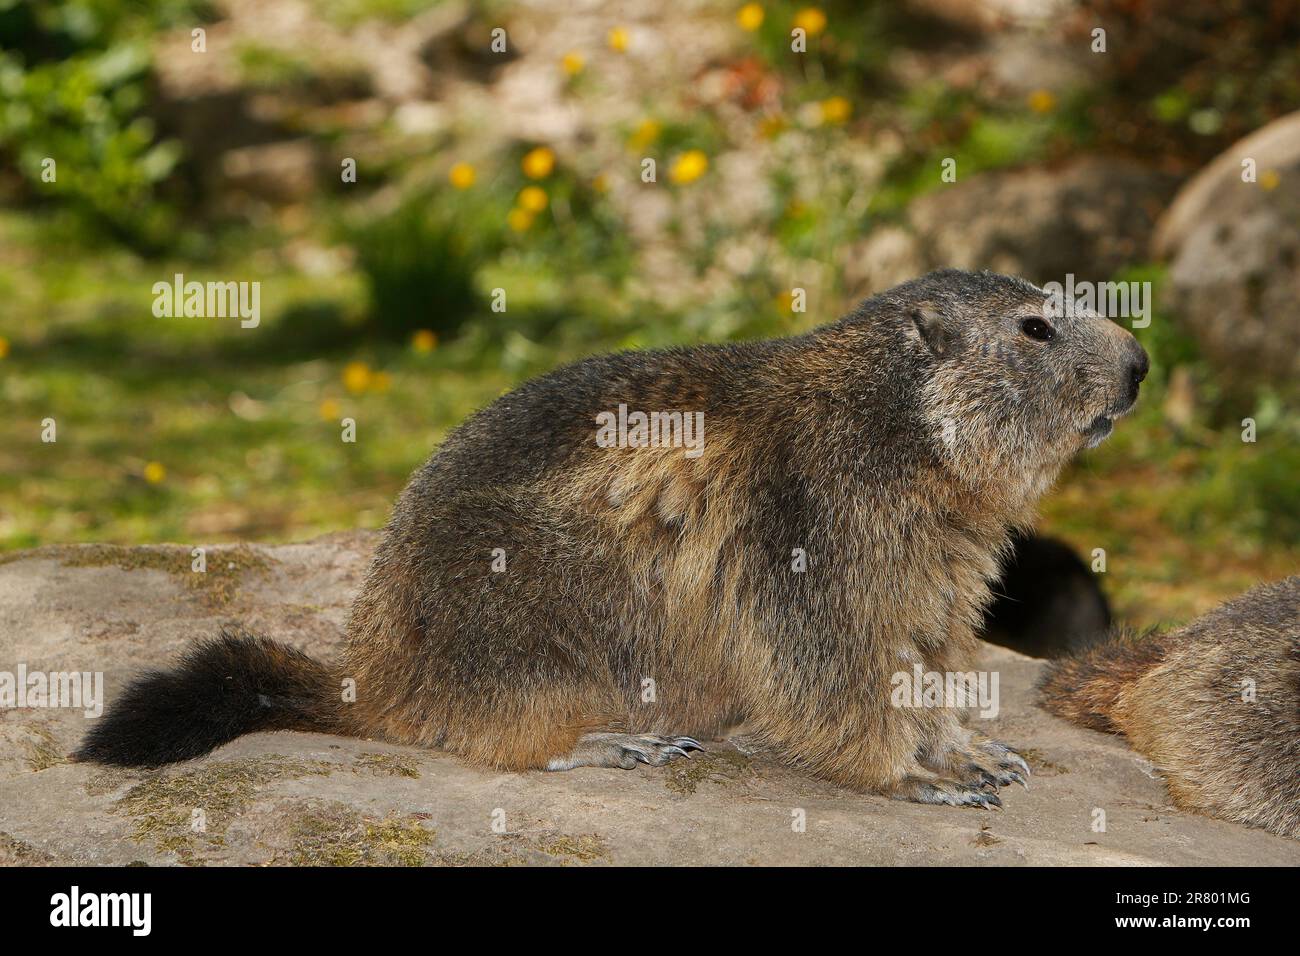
[{"x1": 546, "y1": 732, "x2": 705, "y2": 771}]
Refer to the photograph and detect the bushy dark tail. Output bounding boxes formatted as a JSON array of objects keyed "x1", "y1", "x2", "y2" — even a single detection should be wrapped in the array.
[
  {"x1": 1036, "y1": 628, "x2": 1170, "y2": 734},
  {"x1": 74, "y1": 628, "x2": 340, "y2": 766}
]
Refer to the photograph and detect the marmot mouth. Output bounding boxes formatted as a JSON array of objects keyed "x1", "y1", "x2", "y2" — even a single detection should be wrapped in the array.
[{"x1": 1082, "y1": 415, "x2": 1113, "y2": 448}]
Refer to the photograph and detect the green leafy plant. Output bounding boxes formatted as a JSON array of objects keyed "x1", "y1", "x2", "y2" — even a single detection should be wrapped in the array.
[{"x1": 0, "y1": 0, "x2": 210, "y2": 250}]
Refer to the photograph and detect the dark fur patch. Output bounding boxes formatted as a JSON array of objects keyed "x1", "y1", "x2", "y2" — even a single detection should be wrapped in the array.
[
  {"x1": 982, "y1": 531, "x2": 1112, "y2": 658},
  {"x1": 74, "y1": 628, "x2": 335, "y2": 766}
]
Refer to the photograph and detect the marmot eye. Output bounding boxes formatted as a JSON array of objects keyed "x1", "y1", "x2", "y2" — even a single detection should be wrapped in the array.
[{"x1": 1021, "y1": 317, "x2": 1055, "y2": 341}]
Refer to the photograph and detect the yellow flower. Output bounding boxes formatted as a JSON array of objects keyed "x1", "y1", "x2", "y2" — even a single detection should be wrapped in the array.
[
  {"x1": 1260, "y1": 169, "x2": 1281, "y2": 191},
  {"x1": 448, "y1": 162, "x2": 476, "y2": 189},
  {"x1": 669, "y1": 149, "x2": 709, "y2": 184},
  {"x1": 518, "y1": 185, "x2": 549, "y2": 213},
  {"x1": 521, "y1": 146, "x2": 556, "y2": 179},
  {"x1": 820, "y1": 96, "x2": 852, "y2": 124},
  {"x1": 592, "y1": 173, "x2": 609, "y2": 193},
  {"x1": 561, "y1": 51, "x2": 584, "y2": 76},
  {"x1": 1027, "y1": 89, "x2": 1056, "y2": 114},
  {"x1": 342, "y1": 361, "x2": 372, "y2": 394},
  {"x1": 411, "y1": 329, "x2": 438, "y2": 353},
  {"x1": 737, "y1": 3, "x2": 764, "y2": 31},
  {"x1": 758, "y1": 114, "x2": 787, "y2": 138},
  {"x1": 0, "y1": 336, "x2": 9, "y2": 359},
  {"x1": 319, "y1": 398, "x2": 341, "y2": 421},
  {"x1": 628, "y1": 118, "x2": 661, "y2": 151},
  {"x1": 143, "y1": 461, "x2": 166, "y2": 484},
  {"x1": 776, "y1": 291, "x2": 795, "y2": 313},
  {"x1": 793, "y1": 7, "x2": 826, "y2": 36},
  {"x1": 608, "y1": 26, "x2": 630, "y2": 52},
  {"x1": 508, "y1": 207, "x2": 535, "y2": 232}
]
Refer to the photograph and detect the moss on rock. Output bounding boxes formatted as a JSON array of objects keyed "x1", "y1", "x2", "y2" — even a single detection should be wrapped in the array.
[{"x1": 113, "y1": 754, "x2": 333, "y2": 861}]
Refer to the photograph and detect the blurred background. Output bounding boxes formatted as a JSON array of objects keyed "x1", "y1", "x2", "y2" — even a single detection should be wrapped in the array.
[{"x1": 1, "y1": 0, "x2": 1297, "y2": 629}]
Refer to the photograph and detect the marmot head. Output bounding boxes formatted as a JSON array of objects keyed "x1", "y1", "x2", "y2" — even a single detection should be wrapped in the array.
[{"x1": 883, "y1": 269, "x2": 1149, "y2": 497}]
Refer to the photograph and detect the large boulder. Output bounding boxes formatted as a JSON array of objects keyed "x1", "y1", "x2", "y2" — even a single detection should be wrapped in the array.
[
  {"x1": 0, "y1": 535, "x2": 1295, "y2": 866},
  {"x1": 846, "y1": 159, "x2": 1177, "y2": 297},
  {"x1": 1153, "y1": 111, "x2": 1300, "y2": 394}
]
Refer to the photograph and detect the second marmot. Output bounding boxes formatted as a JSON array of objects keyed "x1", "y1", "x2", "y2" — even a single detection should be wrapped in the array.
[{"x1": 1040, "y1": 576, "x2": 1300, "y2": 839}]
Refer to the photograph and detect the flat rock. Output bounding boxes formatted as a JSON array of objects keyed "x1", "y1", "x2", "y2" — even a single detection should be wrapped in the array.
[{"x1": 0, "y1": 535, "x2": 1295, "y2": 866}]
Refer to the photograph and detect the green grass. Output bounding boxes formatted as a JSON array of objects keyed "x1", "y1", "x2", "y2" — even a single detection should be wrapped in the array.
[{"x1": 0, "y1": 210, "x2": 514, "y2": 547}]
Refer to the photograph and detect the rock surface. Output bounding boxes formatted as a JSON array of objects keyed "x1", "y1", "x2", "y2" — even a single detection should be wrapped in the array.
[
  {"x1": 0, "y1": 534, "x2": 1295, "y2": 866},
  {"x1": 1153, "y1": 110, "x2": 1300, "y2": 393}
]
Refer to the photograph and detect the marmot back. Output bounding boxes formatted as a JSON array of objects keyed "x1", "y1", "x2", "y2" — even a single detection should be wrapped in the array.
[{"x1": 1039, "y1": 576, "x2": 1300, "y2": 840}]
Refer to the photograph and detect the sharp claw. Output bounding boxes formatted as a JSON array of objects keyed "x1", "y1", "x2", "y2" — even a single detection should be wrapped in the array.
[
  {"x1": 619, "y1": 736, "x2": 703, "y2": 767},
  {"x1": 1008, "y1": 753, "x2": 1031, "y2": 778}
]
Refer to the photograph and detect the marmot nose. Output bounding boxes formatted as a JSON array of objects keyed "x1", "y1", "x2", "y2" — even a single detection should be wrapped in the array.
[
  {"x1": 1123, "y1": 342, "x2": 1150, "y2": 409},
  {"x1": 1130, "y1": 347, "x2": 1150, "y2": 386}
]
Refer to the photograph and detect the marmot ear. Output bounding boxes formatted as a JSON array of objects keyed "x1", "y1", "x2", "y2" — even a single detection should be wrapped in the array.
[{"x1": 910, "y1": 303, "x2": 959, "y2": 358}]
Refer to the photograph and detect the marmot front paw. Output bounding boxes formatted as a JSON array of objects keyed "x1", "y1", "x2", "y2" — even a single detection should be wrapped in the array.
[
  {"x1": 961, "y1": 738, "x2": 1029, "y2": 790},
  {"x1": 925, "y1": 737, "x2": 1031, "y2": 791}
]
